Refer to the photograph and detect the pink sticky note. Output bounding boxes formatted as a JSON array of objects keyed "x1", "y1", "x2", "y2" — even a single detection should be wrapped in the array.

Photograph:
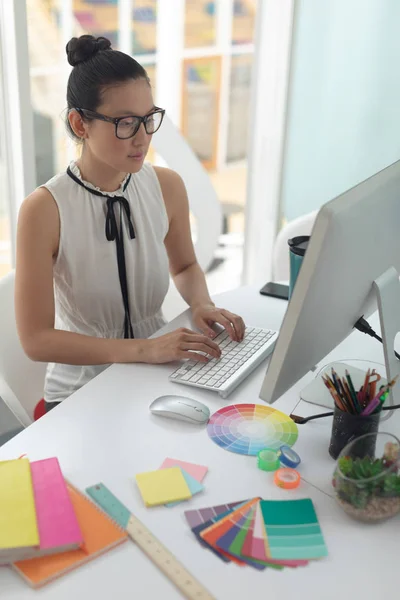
[{"x1": 160, "y1": 458, "x2": 208, "y2": 482}]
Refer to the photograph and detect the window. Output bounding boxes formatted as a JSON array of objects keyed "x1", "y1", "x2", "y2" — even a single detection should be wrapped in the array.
[
  {"x1": 181, "y1": 56, "x2": 221, "y2": 170},
  {"x1": 132, "y1": 0, "x2": 157, "y2": 55},
  {"x1": 0, "y1": 30, "x2": 13, "y2": 276},
  {"x1": 27, "y1": 0, "x2": 70, "y2": 183},
  {"x1": 227, "y1": 54, "x2": 253, "y2": 162},
  {"x1": 21, "y1": 0, "x2": 259, "y2": 294},
  {"x1": 184, "y1": 0, "x2": 217, "y2": 48},
  {"x1": 232, "y1": 0, "x2": 256, "y2": 45},
  {"x1": 73, "y1": 0, "x2": 119, "y2": 47}
]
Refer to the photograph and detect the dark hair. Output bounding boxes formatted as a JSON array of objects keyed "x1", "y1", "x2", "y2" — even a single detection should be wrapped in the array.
[{"x1": 65, "y1": 35, "x2": 149, "y2": 140}]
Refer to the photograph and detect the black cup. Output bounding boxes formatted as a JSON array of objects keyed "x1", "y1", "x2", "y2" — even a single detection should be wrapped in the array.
[{"x1": 328, "y1": 405, "x2": 380, "y2": 460}]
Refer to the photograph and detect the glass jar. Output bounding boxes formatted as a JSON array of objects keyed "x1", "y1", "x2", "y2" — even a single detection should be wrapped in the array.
[{"x1": 332, "y1": 432, "x2": 400, "y2": 522}]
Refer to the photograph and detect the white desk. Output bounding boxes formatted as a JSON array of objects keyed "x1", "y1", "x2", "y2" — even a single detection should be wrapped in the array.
[{"x1": 0, "y1": 285, "x2": 398, "y2": 600}]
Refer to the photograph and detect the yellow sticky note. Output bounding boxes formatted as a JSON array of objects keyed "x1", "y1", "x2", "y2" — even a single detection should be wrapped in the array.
[{"x1": 135, "y1": 467, "x2": 192, "y2": 507}]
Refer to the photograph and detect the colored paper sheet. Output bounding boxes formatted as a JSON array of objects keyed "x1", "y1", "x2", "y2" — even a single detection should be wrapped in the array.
[
  {"x1": 192, "y1": 510, "x2": 247, "y2": 564},
  {"x1": 192, "y1": 504, "x2": 265, "y2": 568},
  {"x1": 215, "y1": 506, "x2": 273, "y2": 571},
  {"x1": 261, "y1": 499, "x2": 328, "y2": 561},
  {"x1": 184, "y1": 500, "x2": 246, "y2": 529},
  {"x1": 165, "y1": 469, "x2": 204, "y2": 507},
  {"x1": 160, "y1": 458, "x2": 208, "y2": 482},
  {"x1": 242, "y1": 502, "x2": 308, "y2": 568},
  {"x1": 135, "y1": 467, "x2": 191, "y2": 507},
  {"x1": 200, "y1": 498, "x2": 260, "y2": 550}
]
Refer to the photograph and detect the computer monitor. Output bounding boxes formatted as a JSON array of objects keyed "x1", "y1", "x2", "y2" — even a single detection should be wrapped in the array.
[{"x1": 259, "y1": 159, "x2": 400, "y2": 405}]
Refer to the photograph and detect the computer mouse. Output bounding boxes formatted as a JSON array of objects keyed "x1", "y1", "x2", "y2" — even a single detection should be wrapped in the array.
[{"x1": 149, "y1": 395, "x2": 210, "y2": 424}]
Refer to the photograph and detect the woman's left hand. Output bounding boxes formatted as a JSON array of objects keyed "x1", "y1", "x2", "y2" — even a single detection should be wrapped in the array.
[{"x1": 191, "y1": 303, "x2": 246, "y2": 342}]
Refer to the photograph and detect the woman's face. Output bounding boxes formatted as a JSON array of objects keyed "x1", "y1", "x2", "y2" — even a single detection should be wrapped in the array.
[{"x1": 82, "y1": 78, "x2": 155, "y2": 174}]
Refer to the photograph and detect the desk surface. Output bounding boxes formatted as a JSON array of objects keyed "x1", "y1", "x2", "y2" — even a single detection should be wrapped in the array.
[{"x1": 0, "y1": 285, "x2": 398, "y2": 600}]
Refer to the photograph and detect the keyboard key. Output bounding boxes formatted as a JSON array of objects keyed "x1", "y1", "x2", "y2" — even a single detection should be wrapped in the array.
[
  {"x1": 190, "y1": 374, "x2": 202, "y2": 383},
  {"x1": 171, "y1": 326, "x2": 277, "y2": 392}
]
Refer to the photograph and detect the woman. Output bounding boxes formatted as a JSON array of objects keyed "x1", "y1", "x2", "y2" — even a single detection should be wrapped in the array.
[{"x1": 15, "y1": 35, "x2": 245, "y2": 412}]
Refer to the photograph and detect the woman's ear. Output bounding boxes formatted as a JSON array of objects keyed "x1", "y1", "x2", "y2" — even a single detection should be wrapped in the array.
[{"x1": 68, "y1": 109, "x2": 89, "y2": 139}]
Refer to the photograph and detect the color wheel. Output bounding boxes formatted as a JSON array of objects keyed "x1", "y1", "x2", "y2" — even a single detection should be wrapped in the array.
[{"x1": 207, "y1": 403, "x2": 298, "y2": 456}]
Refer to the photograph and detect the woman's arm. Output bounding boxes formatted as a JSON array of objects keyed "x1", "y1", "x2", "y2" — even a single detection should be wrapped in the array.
[
  {"x1": 15, "y1": 187, "x2": 220, "y2": 365},
  {"x1": 15, "y1": 188, "x2": 149, "y2": 365},
  {"x1": 154, "y1": 166, "x2": 214, "y2": 308},
  {"x1": 155, "y1": 167, "x2": 245, "y2": 342}
]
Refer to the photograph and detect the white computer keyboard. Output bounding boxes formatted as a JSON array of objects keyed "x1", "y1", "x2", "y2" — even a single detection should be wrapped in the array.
[{"x1": 169, "y1": 326, "x2": 278, "y2": 398}]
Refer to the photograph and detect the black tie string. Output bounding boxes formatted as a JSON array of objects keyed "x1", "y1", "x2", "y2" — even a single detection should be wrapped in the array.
[{"x1": 66, "y1": 166, "x2": 135, "y2": 339}]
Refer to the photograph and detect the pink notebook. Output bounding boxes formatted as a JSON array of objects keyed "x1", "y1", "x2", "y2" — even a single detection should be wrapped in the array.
[{"x1": 29, "y1": 458, "x2": 83, "y2": 557}]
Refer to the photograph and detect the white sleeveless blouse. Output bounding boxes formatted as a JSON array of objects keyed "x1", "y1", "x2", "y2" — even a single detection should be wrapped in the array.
[{"x1": 42, "y1": 161, "x2": 170, "y2": 404}]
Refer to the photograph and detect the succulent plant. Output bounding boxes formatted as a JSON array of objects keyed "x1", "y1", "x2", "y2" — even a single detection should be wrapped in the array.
[
  {"x1": 382, "y1": 473, "x2": 400, "y2": 497},
  {"x1": 334, "y1": 453, "x2": 400, "y2": 509},
  {"x1": 352, "y1": 457, "x2": 387, "y2": 480},
  {"x1": 337, "y1": 456, "x2": 353, "y2": 476}
]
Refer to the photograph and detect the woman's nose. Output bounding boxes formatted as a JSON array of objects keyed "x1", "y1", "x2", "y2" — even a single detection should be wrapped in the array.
[{"x1": 134, "y1": 122, "x2": 149, "y2": 143}]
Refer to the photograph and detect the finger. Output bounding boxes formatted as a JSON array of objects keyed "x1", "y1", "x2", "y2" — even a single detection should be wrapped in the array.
[
  {"x1": 183, "y1": 342, "x2": 221, "y2": 359},
  {"x1": 221, "y1": 310, "x2": 246, "y2": 341},
  {"x1": 179, "y1": 351, "x2": 208, "y2": 362},
  {"x1": 183, "y1": 334, "x2": 221, "y2": 356},
  {"x1": 195, "y1": 318, "x2": 217, "y2": 339},
  {"x1": 180, "y1": 327, "x2": 200, "y2": 335},
  {"x1": 211, "y1": 314, "x2": 237, "y2": 341}
]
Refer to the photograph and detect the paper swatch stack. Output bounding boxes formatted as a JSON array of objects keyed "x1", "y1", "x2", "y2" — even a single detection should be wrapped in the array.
[
  {"x1": 0, "y1": 457, "x2": 127, "y2": 588},
  {"x1": 184, "y1": 497, "x2": 328, "y2": 569},
  {"x1": 135, "y1": 457, "x2": 208, "y2": 507}
]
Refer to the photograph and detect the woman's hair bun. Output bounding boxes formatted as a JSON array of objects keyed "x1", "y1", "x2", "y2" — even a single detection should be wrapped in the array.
[{"x1": 66, "y1": 35, "x2": 111, "y2": 67}]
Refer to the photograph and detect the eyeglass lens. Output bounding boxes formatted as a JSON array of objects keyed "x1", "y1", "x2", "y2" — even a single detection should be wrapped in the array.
[{"x1": 116, "y1": 111, "x2": 163, "y2": 138}]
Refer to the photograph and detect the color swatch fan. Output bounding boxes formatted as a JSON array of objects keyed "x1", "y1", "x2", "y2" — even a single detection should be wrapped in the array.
[{"x1": 207, "y1": 404, "x2": 298, "y2": 456}]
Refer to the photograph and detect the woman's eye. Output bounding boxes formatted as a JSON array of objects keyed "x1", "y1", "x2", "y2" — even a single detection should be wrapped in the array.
[{"x1": 120, "y1": 118, "x2": 135, "y2": 128}]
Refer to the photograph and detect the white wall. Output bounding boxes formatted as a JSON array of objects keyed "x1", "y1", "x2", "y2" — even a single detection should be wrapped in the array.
[{"x1": 281, "y1": 0, "x2": 400, "y2": 221}]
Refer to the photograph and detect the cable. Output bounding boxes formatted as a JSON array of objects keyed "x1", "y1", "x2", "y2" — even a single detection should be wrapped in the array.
[
  {"x1": 290, "y1": 404, "x2": 400, "y2": 425},
  {"x1": 354, "y1": 316, "x2": 400, "y2": 360}
]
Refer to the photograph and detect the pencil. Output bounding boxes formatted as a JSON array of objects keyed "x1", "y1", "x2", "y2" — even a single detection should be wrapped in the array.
[
  {"x1": 322, "y1": 376, "x2": 346, "y2": 411},
  {"x1": 361, "y1": 369, "x2": 371, "y2": 406},
  {"x1": 331, "y1": 369, "x2": 342, "y2": 397},
  {"x1": 338, "y1": 378, "x2": 353, "y2": 413},
  {"x1": 369, "y1": 370, "x2": 377, "y2": 403},
  {"x1": 361, "y1": 387, "x2": 388, "y2": 416},
  {"x1": 360, "y1": 375, "x2": 398, "y2": 416},
  {"x1": 345, "y1": 370, "x2": 360, "y2": 413},
  {"x1": 332, "y1": 369, "x2": 352, "y2": 413},
  {"x1": 342, "y1": 379, "x2": 356, "y2": 413}
]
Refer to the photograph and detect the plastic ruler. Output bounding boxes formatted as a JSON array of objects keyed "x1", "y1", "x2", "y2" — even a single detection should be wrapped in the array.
[{"x1": 86, "y1": 483, "x2": 215, "y2": 600}]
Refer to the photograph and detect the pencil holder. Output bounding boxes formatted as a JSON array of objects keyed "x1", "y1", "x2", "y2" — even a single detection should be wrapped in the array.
[{"x1": 328, "y1": 405, "x2": 380, "y2": 460}]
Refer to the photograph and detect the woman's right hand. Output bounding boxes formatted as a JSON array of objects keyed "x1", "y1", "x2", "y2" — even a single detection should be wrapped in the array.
[{"x1": 144, "y1": 328, "x2": 221, "y2": 364}]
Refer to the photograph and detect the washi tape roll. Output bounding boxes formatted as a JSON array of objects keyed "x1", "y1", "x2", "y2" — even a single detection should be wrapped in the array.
[
  {"x1": 257, "y1": 448, "x2": 280, "y2": 472},
  {"x1": 278, "y1": 445, "x2": 301, "y2": 469},
  {"x1": 274, "y1": 468, "x2": 301, "y2": 489}
]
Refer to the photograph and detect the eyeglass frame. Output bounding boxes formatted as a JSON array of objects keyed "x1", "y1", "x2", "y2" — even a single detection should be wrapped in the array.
[{"x1": 74, "y1": 107, "x2": 166, "y2": 139}]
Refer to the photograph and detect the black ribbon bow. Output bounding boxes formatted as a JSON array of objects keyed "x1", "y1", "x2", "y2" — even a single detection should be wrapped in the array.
[{"x1": 66, "y1": 166, "x2": 135, "y2": 339}]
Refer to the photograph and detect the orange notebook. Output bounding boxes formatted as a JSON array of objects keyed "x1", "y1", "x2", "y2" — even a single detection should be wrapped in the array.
[{"x1": 13, "y1": 483, "x2": 128, "y2": 588}]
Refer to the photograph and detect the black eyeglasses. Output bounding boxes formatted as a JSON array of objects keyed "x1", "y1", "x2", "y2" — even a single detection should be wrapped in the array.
[{"x1": 75, "y1": 107, "x2": 165, "y2": 139}]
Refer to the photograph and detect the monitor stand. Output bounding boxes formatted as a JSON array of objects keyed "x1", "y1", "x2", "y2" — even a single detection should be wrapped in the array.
[{"x1": 300, "y1": 266, "x2": 400, "y2": 421}]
